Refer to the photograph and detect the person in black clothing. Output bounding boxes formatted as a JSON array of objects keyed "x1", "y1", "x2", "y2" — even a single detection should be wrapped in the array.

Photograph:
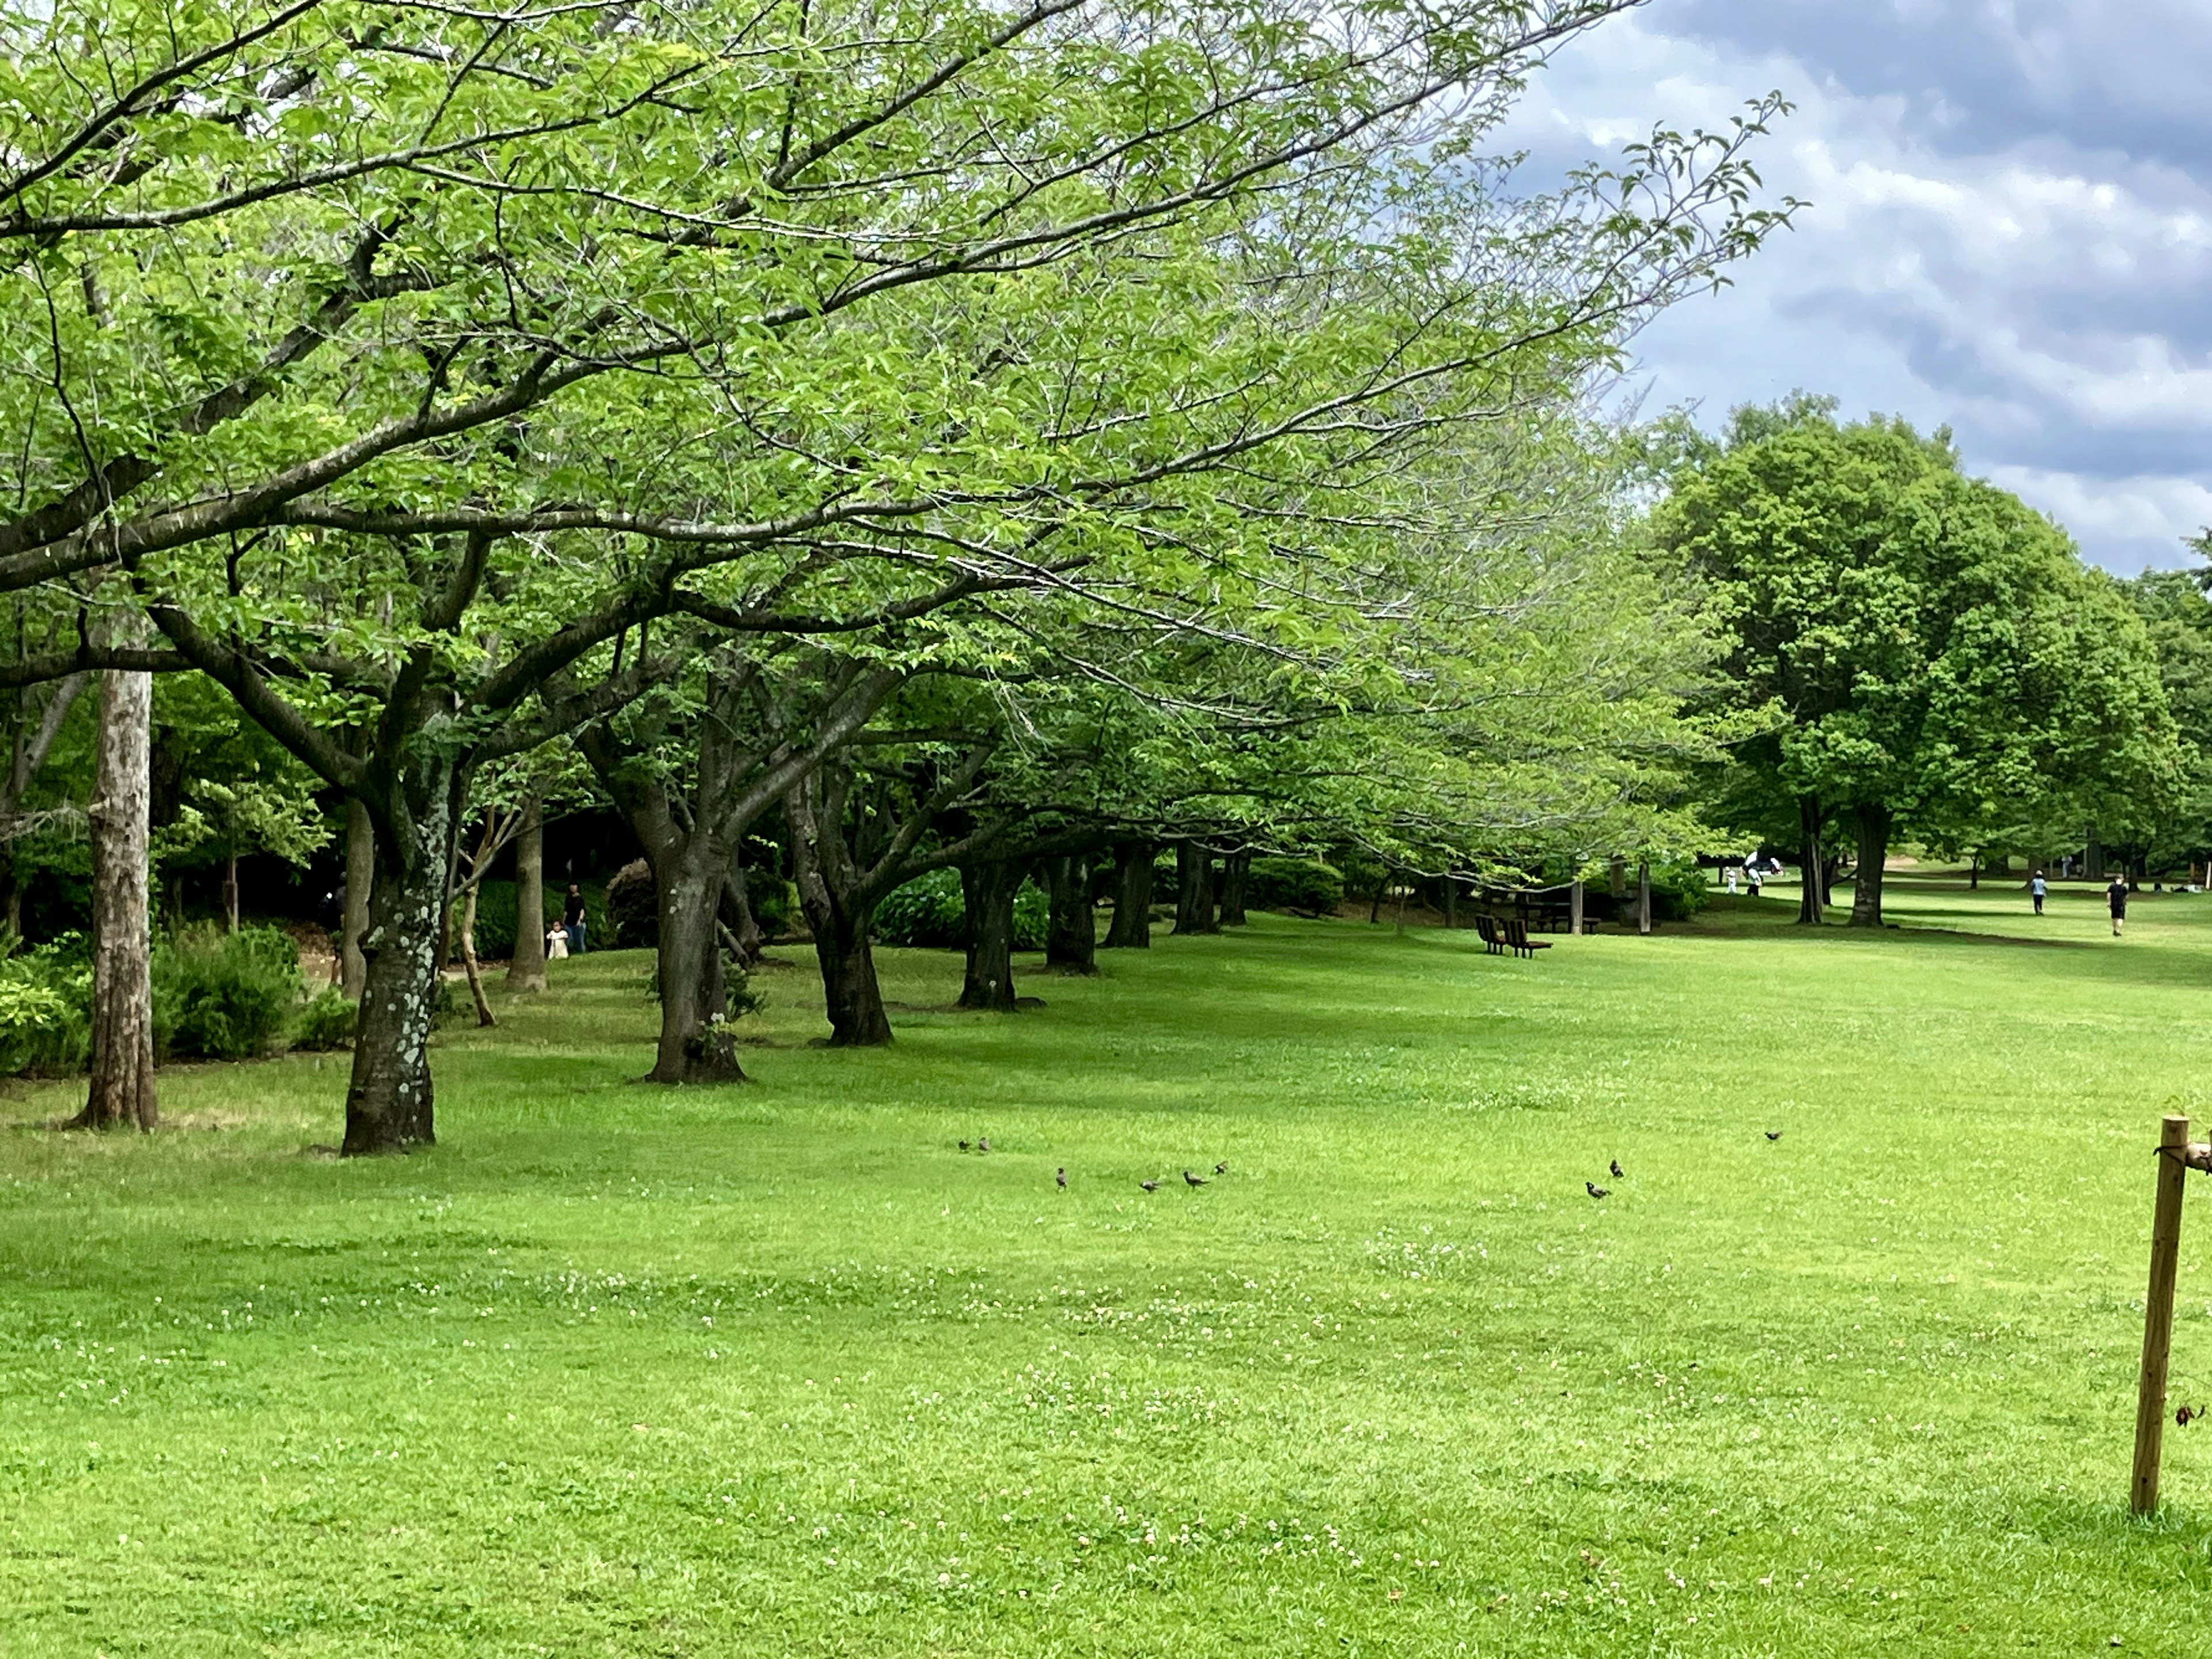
[
  {"x1": 2107, "y1": 874, "x2": 2129, "y2": 937},
  {"x1": 563, "y1": 884, "x2": 588, "y2": 954}
]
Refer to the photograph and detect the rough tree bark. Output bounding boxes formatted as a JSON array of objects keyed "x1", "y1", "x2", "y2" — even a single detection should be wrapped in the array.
[
  {"x1": 1849, "y1": 802, "x2": 1892, "y2": 929},
  {"x1": 1218, "y1": 850, "x2": 1250, "y2": 926},
  {"x1": 1103, "y1": 840, "x2": 1154, "y2": 948},
  {"x1": 1796, "y1": 794, "x2": 1825, "y2": 926},
  {"x1": 2, "y1": 671, "x2": 90, "y2": 936},
  {"x1": 342, "y1": 758, "x2": 463, "y2": 1155},
  {"x1": 506, "y1": 796, "x2": 547, "y2": 991},
  {"x1": 1045, "y1": 853, "x2": 1099, "y2": 974},
  {"x1": 957, "y1": 859, "x2": 1021, "y2": 1011},
  {"x1": 723, "y1": 852, "x2": 764, "y2": 966},
  {"x1": 342, "y1": 796, "x2": 373, "y2": 998},
  {"x1": 1174, "y1": 840, "x2": 1218, "y2": 934},
  {"x1": 71, "y1": 662, "x2": 156, "y2": 1132}
]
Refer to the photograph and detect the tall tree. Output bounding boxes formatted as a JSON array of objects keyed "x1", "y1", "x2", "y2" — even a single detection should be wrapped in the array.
[{"x1": 69, "y1": 656, "x2": 155, "y2": 1130}]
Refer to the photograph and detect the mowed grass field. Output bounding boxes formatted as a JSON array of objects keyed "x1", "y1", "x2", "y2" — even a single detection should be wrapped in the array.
[{"x1": 7, "y1": 876, "x2": 2212, "y2": 1656}]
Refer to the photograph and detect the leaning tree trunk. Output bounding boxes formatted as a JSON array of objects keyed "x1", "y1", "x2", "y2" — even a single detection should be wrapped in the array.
[
  {"x1": 647, "y1": 833, "x2": 747, "y2": 1083},
  {"x1": 1796, "y1": 795, "x2": 1825, "y2": 926},
  {"x1": 342, "y1": 797, "x2": 373, "y2": 998},
  {"x1": 958, "y1": 859, "x2": 1022, "y2": 1011},
  {"x1": 456, "y1": 881, "x2": 496, "y2": 1028},
  {"x1": 73, "y1": 663, "x2": 156, "y2": 1133},
  {"x1": 1219, "y1": 850, "x2": 1250, "y2": 926},
  {"x1": 1173, "y1": 840, "x2": 1218, "y2": 935},
  {"x1": 342, "y1": 768, "x2": 460, "y2": 1155},
  {"x1": 1044, "y1": 853, "x2": 1099, "y2": 975},
  {"x1": 1849, "y1": 803, "x2": 1892, "y2": 929},
  {"x1": 506, "y1": 797, "x2": 547, "y2": 991},
  {"x1": 1103, "y1": 840, "x2": 1154, "y2": 948}
]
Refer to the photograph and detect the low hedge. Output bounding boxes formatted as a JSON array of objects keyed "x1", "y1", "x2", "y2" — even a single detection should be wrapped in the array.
[{"x1": 1245, "y1": 856, "x2": 1344, "y2": 914}]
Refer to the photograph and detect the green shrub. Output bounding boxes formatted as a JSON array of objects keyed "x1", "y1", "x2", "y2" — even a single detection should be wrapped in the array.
[
  {"x1": 0, "y1": 931, "x2": 92, "y2": 1075},
  {"x1": 291, "y1": 987, "x2": 357, "y2": 1051},
  {"x1": 874, "y1": 868, "x2": 965, "y2": 947},
  {"x1": 873, "y1": 868, "x2": 1047, "y2": 949},
  {"x1": 1648, "y1": 858, "x2": 1711, "y2": 922},
  {"x1": 1245, "y1": 856, "x2": 1344, "y2": 914},
  {"x1": 154, "y1": 924, "x2": 304, "y2": 1061},
  {"x1": 749, "y1": 874, "x2": 797, "y2": 940}
]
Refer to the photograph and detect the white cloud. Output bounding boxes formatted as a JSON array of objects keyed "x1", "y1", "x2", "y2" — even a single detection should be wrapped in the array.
[{"x1": 1493, "y1": 3, "x2": 2212, "y2": 573}]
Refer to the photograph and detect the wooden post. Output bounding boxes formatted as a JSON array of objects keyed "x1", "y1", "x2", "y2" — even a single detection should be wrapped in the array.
[
  {"x1": 2134, "y1": 1112, "x2": 2192, "y2": 1514},
  {"x1": 1637, "y1": 861, "x2": 1652, "y2": 935},
  {"x1": 1570, "y1": 878, "x2": 1584, "y2": 936}
]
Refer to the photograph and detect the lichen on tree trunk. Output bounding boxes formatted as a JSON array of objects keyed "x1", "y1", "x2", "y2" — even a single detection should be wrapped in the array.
[
  {"x1": 73, "y1": 663, "x2": 156, "y2": 1133},
  {"x1": 647, "y1": 836, "x2": 748, "y2": 1082},
  {"x1": 342, "y1": 797, "x2": 373, "y2": 998}
]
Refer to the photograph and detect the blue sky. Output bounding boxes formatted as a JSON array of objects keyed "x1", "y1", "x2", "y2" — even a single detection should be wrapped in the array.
[{"x1": 1495, "y1": 0, "x2": 2212, "y2": 573}]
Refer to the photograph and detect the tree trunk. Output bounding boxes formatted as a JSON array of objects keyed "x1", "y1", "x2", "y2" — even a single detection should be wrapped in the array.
[
  {"x1": 1609, "y1": 856, "x2": 1627, "y2": 900},
  {"x1": 73, "y1": 664, "x2": 156, "y2": 1133},
  {"x1": 342, "y1": 768, "x2": 459, "y2": 1155},
  {"x1": 1369, "y1": 868, "x2": 1388, "y2": 925},
  {"x1": 342, "y1": 796, "x2": 372, "y2": 999},
  {"x1": 958, "y1": 859, "x2": 1021, "y2": 1010},
  {"x1": 1219, "y1": 850, "x2": 1250, "y2": 926},
  {"x1": 222, "y1": 850, "x2": 240, "y2": 931},
  {"x1": 1174, "y1": 840, "x2": 1218, "y2": 934},
  {"x1": 1637, "y1": 860, "x2": 1652, "y2": 934},
  {"x1": 506, "y1": 797, "x2": 547, "y2": 991},
  {"x1": 1796, "y1": 795, "x2": 1825, "y2": 926},
  {"x1": 1849, "y1": 803, "x2": 1892, "y2": 929},
  {"x1": 1103, "y1": 840, "x2": 1154, "y2": 948},
  {"x1": 804, "y1": 890, "x2": 892, "y2": 1046},
  {"x1": 1442, "y1": 876, "x2": 1457, "y2": 930},
  {"x1": 1968, "y1": 850, "x2": 1980, "y2": 890},
  {"x1": 2086, "y1": 829, "x2": 2105, "y2": 882},
  {"x1": 647, "y1": 835, "x2": 747, "y2": 1082},
  {"x1": 457, "y1": 881, "x2": 496, "y2": 1028},
  {"x1": 1045, "y1": 853, "x2": 1098, "y2": 974},
  {"x1": 724, "y1": 851, "x2": 764, "y2": 965}
]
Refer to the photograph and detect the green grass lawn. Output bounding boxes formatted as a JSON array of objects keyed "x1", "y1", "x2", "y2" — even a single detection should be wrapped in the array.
[{"x1": 7, "y1": 876, "x2": 2212, "y2": 1656}]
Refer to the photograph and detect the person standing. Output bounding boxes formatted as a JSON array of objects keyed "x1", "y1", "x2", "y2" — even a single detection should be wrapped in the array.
[
  {"x1": 2031, "y1": 871, "x2": 2047, "y2": 916},
  {"x1": 2107, "y1": 872, "x2": 2129, "y2": 936},
  {"x1": 1746, "y1": 858, "x2": 1763, "y2": 899},
  {"x1": 563, "y1": 884, "x2": 588, "y2": 954}
]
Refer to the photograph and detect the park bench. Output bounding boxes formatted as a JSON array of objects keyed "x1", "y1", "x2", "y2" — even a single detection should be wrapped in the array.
[
  {"x1": 1502, "y1": 917, "x2": 1552, "y2": 960},
  {"x1": 1474, "y1": 914, "x2": 1505, "y2": 954}
]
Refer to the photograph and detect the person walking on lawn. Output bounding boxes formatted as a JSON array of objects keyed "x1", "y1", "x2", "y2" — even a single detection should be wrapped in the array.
[
  {"x1": 563, "y1": 885, "x2": 589, "y2": 954},
  {"x1": 2107, "y1": 872, "x2": 2129, "y2": 936},
  {"x1": 2031, "y1": 870, "x2": 2047, "y2": 915}
]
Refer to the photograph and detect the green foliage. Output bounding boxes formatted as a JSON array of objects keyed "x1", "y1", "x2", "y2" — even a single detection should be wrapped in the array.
[
  {"x1": 1244, "y1": 857, "x2": 1344, "y2": 914},
  {"x1": 0, "y1": 931, "x2": 90, "y2": 1075},
  {"x1": 153, "y1": 925, "x2": 305, "y2": 1062},
  {"x1": 1647, "y1": 858, "x2": 1712, "y2": 922},
  {"x1": 290, "y1": 988, "x2": 357, "y2": 1052},
  {"x1": 874, "y1": 868, "x2": 1047, "y2": 949}
]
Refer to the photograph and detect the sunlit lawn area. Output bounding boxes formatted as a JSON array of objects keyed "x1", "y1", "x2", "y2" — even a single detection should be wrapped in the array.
[{"x1": 7, "y1": 877, "x2": 2212, "y2": 1655}]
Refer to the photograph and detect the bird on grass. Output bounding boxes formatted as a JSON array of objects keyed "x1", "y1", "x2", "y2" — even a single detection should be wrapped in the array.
[
  {"x1": 957, "y1": 1139, "x2": 971, "y2": 1152},
  {"x1": 1585, "y1": 1181, "x2": 1609, "y2": 1199},
  {"x1": 978, "y1": 1137, "x2": 991, "y2": 1153},
  {"x1": 1056, "y1": 1167, "x2": 1067, "y2": 1190},
  {"x1": 1765, "y1": 1130, "x2": 1783, "y2": 1142},
  {"x1": 1609, "y1": 1158, "x2": 1624, "y2": 1180},
  {"x1": 1184, "y1": 1169, "x2": 1209, "y2": 1188},
  {"x1": 1139, "y1": 1179, "x2": 1161, "y2": 1193},
  {"x1": 1214, "y1": 1161, "x2": 1228, "y2": 1175}
]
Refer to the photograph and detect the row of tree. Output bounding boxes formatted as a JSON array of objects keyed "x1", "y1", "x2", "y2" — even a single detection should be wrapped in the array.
[{"x1": 0, "y1": 1, "x2": 1789, "y2": 1150}]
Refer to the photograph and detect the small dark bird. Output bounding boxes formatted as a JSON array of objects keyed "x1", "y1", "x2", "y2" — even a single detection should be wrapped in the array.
[
  {"x1": 958, "y1": 1139, "x2": 970, "y2": 1152},
  {"x1": 1140, "y1": 1179, "x2": 1161, "y2": 1193},
  {"x1": 1585, "y1": 1181, "x2": 1609, "y2": 1199},
  {"x1": 1184, "y1": 1169, "x2": 1209, "y2": 1187},
  {"x1": 1609, "y1": 1158, "x2": 1624, "y2": 1180},
  {"x1": 1056, "y1": 1167, "x2": 1067, "y2": 1190},
  {"x1": 1214, "y1": 1161, "x2": 1228, "y2": 1175},
  {"x1": 1765, "y1": 1130, "x2": 1783, "y2": 1142},
  {"x1": 978, "y1": 1137, "x2": 990, "y2": 1153},
  {"x1": 2179, "y1": 1403, "x2": 2205, "y2": 1427}
]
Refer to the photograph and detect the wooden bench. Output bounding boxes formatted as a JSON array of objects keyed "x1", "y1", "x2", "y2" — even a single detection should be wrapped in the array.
[
  {"x1": 1502, "y1": 917, "x2": 1552, "y2": 960},
  {"x1": 1474, "y1": 914, "x2": 1505, "y2": 955}
]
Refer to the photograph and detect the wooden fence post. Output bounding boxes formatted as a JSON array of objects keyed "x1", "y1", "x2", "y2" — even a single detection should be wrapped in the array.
[
  {"x1": 2134, "y1": 1112, "x2": 2192, "y2": 1514},
  {"x1": 1570, "y1": 878, "x2": 1584, "y2": 937},
  {"x1": 1637, "y1": 861, "x2": 1651, "y2": 935}
]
